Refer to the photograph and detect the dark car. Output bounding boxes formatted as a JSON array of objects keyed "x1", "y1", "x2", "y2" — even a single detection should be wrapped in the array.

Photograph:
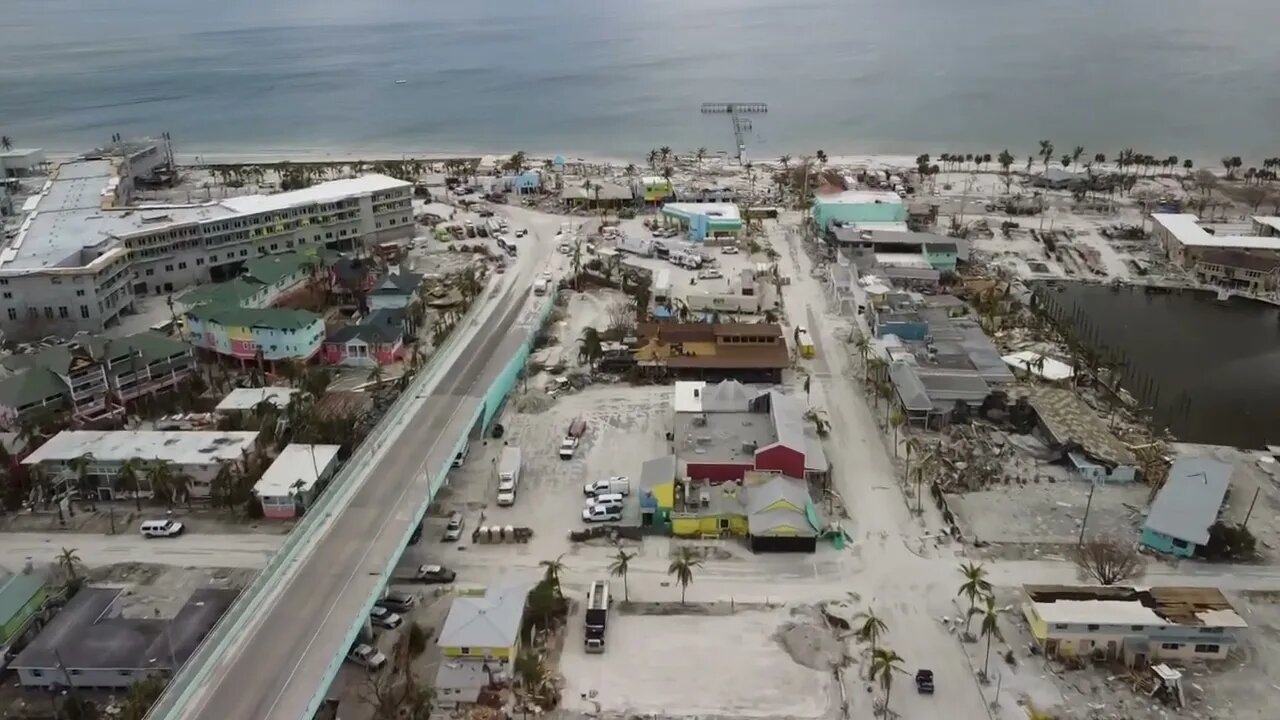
[
  {"x1": 915, "y1": 669, "x2": 934, "y2": 694},
  {"x1": 414, "y1": 564, "x2": 457, "y2": 584},
  {"x1": 376, "y1": 590, "x2": 418, "y2": 613},
  {"x1": 407, "y1": 523, "x2": 423, "y2": 545}
]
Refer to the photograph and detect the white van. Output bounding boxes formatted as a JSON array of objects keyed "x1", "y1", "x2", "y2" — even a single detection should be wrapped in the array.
[
  {"x1": 140, "y1": 519, "x2": 184, "y2": 538},
  {"x1": 585, "y1": 493, "x2": 625, "y2": 511}
]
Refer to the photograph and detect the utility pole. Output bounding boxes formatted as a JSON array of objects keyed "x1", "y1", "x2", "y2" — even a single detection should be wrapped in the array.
[
  {"x1": 1077, "y1": 480, "x2": 1096, "y2": 545},
  {"x1": 1243, "y1": 486, "x2": 1261, "y2": 528}
]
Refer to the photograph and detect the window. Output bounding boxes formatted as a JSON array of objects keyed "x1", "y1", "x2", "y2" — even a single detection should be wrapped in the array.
[
  {"x1": 80, "y1": 305, "x2": 90, "y2": 319},
  {"x1": 1172, "y1": 539, "x2": 1188, "y2": 549},
  {"x1": 6, "y1": 309, "x2": 15, "y2": 321},
  {"x1": 43, "y1": 306, "x2": 53, "y2": 319},
  {"x1": 196, "y1": 257, "x2": 204, "y2": 266},
  {"x1": 1130, "y1": 625, "x2": 1145, "y2": 632},
  {"x1": 75, "y1": 289, "x2": 85, "y2": 297},
  {"x1": 1194, "y1": 643, "x2": 1220, "y2": 653},
  {"x1": 165, "y1": 264, "x2": 174, "y2": 272},
  {"x1": 1, "y1": 292, "x2": 9, "y2": 300},
  {"x1": 1199, "y1": 627, "x2": 1223, "y2": 634},
  {"x1": 27, "y1": 308, "x2": 36, "y2": 319},
  {"x1": 1161, "y1": 642, "x2": 1181, "y2": 650},
  {"x1": 1086, "y1": 624, "x2": 1100, "y2": 631},
  {"x1": 240, "y1": 250, "x2": 248, "y2": 257},
  {"x1": 30, "y1": 670, "x2": 42, "y2": 678},
  {"x1": 58, "y1": 306, "x2": 68, "y2": 319},
  {"x1": 146, "y1": 268, "x2": 155, "y2": 276},
  {"x1": 460, "y1": 647, "x2": 470, "y2": 655},
  {"x1": 178, "y1": 262, "x2": 187, "y2": 269}
]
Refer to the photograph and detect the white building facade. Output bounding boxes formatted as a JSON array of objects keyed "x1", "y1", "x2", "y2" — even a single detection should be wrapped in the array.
[{"x1": 0, "y1": 147, "x2": 413, "y2": 338}]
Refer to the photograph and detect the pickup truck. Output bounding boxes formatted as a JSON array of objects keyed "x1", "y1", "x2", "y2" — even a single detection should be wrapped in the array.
[
  {"x1": 558, "y1": 436, "x2": 579, "y2": 460},
  {"x1": 347, "y1": 644, "x2": 387, "y2": 671}
]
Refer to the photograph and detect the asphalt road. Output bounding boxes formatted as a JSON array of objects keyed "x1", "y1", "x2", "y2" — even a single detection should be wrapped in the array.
[{"x1": 154, "y1": 242, "x2": 549, "y2": 720}]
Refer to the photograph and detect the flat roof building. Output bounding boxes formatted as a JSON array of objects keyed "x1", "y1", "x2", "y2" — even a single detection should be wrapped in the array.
[
  {"x1": 1151, "y1": 213, "x2": 1280, "y2": 269},
  {"x1": 1022, "y1": 584, "x2": 1245, "y2": 666},
  {"x1": 253, "y1": 444, "x2": 341, "y2": 519},
  {"x1": 214, "y1": 386, "x2": 300, "y2": 414},
  {"x1": 23, "y1": 429, "x2": 260, "y2": 501},
  {"x1": 11, "y1": 587, "x2": 237, "y2": 689},
  {"x1": 0, "y1": 145, "x2": 412, "y2": 338}
]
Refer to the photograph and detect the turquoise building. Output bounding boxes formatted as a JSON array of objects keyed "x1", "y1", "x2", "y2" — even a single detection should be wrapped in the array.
[
  {"x1": 1140, "y1": 457, "x2": 1231, "y2": 558},
  {"x1": 661, "y1": 203, "x2": 743, "y2": 242},
  {"x1": 812, "y1": 190, "x2": 905, "y2": 230}
]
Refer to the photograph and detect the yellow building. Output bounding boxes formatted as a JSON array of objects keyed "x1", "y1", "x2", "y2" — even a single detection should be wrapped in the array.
[
  {"x1": 638, "y1": 176, "x2": 675, "y2": 203},
  {"x1": 437, "y1": 584, "x2": 526, "y2": 662},
  {"x1": 1022, "y1": 585, "x2": 1246, "y2": 667},
  {"x1": 671, "y1": 481, "x2": 749, "y2": 538}
]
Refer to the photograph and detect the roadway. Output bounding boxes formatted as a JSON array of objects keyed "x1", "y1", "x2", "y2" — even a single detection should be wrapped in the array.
[{"x1": 149, "y1": 213, "x2": 558, "y2": 720}]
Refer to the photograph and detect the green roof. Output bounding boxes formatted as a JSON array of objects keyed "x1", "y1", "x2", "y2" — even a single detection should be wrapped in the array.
[
  {"x1": 0, "y1": 369, "x2": 68, "y2": 410},
  {"x1": 0, "y1": 572, "x2": 46, "y2": 626},
  {"x1": 181, "y1": 250, "x2": 328, "y2": 309},
  {"x1": 243, "y1": 250, "x2": 323, "y2": 286},
  {"x1": 105, "y1": 332, "x2": 191, "y2": 364},
  {"x1": 181, "y1": 278, "x2": 266, "y2": 308},
  {"x1": 188, "y1": 306, "x2": 320, "y2": 330}
]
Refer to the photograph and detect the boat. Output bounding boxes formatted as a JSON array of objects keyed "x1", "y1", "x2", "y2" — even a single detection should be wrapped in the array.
[
  {"x1": 394, "y1": 79, "x2": 407, "y2": 85},
  {"x1": 1216, "y1": 288, "x2": 1231, "y2": 301}
]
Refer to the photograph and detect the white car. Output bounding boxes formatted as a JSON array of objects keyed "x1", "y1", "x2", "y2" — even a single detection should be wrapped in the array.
[
  {"x1": 515, "y1": 228, "x2": 527, "y2": 237},
  {"x1": 697, "y1": 268, "x2": 723, "y2": 280},
  {"x1": 584, "y1": 476, "x2": 631, "y2": 496},
  {"x1": 140, "y1": 519, "x2": 185, "y2": 538},
  {"x1": 497, "y1": 480, "x2": 517, "y2": 506},
  {"x1": 347, "y1": 644, "x2": 387, "y2": 671},
  {"x1": 582, "y1": 505, "x2": 623, "y2": 523},
  {"x1": 370, "y1": 606, "x2": 403, "y2": 630},
  {"x1": 722, "y1": 245, "x2": 739, "y2": 254}
]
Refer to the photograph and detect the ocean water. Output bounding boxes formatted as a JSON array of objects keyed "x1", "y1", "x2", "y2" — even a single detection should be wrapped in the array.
[{"x1": 2, "y1": 0, "x2": 1280, "y2": 160}]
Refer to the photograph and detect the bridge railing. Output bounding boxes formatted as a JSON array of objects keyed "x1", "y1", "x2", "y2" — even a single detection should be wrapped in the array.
[{"x1": 144, "y1": 281, "x2": 497, "y2": 720}]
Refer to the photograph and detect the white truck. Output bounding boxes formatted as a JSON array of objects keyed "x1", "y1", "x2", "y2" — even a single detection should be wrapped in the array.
[
  {"x1": 533, "y1": 277, "x2": 549, "y2": 296},
  {"x1": 669, "y1": 250, "x2": 703, "y2": 270},
  {"x1": 584, "y1": 476, "x2": 631, "y2": 496},
  {"x1": 497, "y1": 446, "x2": 521, "y2": 506},
  {"x1": 616, "y1": 233, "x2": 654, "y2": 257},
  {"x1": 559, "y1": 417, "x2": 587, "y2": 460}
]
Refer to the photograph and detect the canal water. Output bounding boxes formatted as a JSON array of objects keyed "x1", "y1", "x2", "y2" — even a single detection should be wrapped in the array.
[{"x1": 1035, "y1": 283, "x2": 1280, "y2": 449}]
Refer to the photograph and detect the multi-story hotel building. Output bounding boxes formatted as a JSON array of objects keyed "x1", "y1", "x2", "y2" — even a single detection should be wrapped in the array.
[{"x1": 0, "y1": 143, "x2": 413, "y2": 338}]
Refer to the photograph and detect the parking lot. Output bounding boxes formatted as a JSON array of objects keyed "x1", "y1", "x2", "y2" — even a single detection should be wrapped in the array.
[
  {"x1": 406, "y1": 385, "x2": 673, "y2": 564},
  {"x1": 559, "y1": 605, "x2": 837, "y2": 718}
]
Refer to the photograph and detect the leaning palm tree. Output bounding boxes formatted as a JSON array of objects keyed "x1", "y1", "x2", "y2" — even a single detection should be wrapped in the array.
[
  {"x1": 0, "y1": 136, "x2": 12, "y2": 151},
  {"x1": 868, "y1": 647, "x2": 906, "y2": 716},
  {"x1": 667, "y1": 546, "x2": 702, "y2": 604},
  {"x1": 957, "y1": 562, "x2": 992, "y2": 637},
  {"x1": 695, "y1": 147, "x2": 707, "y2": 170},
  {"x1": 608, "y1": 549, "x2": 636, "y2": 602},
  {"x1": 853, "y1": 607, "x2": 888, "y2": 655},
  {"x1": 903, "y1": 436, "x2": 926, "y2": 485},
  {"x1": 539, "y1": 553, "x2": 566, "y2": 593},
  {"x1": 58, "y1": 546, "x2": 83, "y2": 583},
  {"x1": 974, "y1": 594, "x2": 1003, "y2": 678}
]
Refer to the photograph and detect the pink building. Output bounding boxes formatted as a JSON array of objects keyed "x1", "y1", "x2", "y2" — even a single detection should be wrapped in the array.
[{"x1": 254, "y1": 444, "x2": 342, "y2": 519}]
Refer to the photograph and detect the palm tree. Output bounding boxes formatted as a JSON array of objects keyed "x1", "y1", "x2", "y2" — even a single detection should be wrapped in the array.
[
  {"x1": 903, "y1": 436, "x2": 925, "y2": 484},
  {"x1": 58, "y1": 546, "x2": 83, "y2": 583},
  {"x1": 1038, "y1": 139, "x2": 1054, "y2": 171},
  {"x1": 667, "y1": 546, "x2": 702, "y2": 603},
  {"x1": 538, "y1": 553, "x2": 566, "y2": 597},
  {"x1": 1182, "y1": 158, "x2": 1192, "y2": 175},
  {"x1": 868, "y1": 647, "x2": 906, "y2": 716},
  {"x1": 366, "y1": 364, "x2": 384, "y2": 385},
  {"x1": 957, "y1": 561, "x2": 992, "y2": 637},
  {"x1": 974, "y1": 594, "x2": 1003, "y2": 678},
  {"x1": 997, "y1": 149, "x2": 1015, "y2": 190},
  {"x1": 854, "y1": 607, "x2": 888, "y2": 655},
  {"x1": 1071, "y1": 146, "x2": 1085, "y2": 171},
  {"x1": 68, "y1": 452, "x2": 98, "y2": 510},
  {"x1": 0, "y1": 136, "x2": 12, "y2": 151},
  {"x1": 695, "y1": 147, "x2": 707, "y2": 170},
  {"x1": 578, "y1": 327, "x2": 604, "y2": 370},
  {"x1": 815, "y1": 149, "x2": 828, "y2": 165},
  {"x1": 647, "y1": 149, "x2": 659, "y2": 169},
  {"x1": 147, "y1": 460, "x2": 178, "y2": 510},
  {"x1": 853, "y1": 333, "x2": 870, "y2": 367},
  {"x1": 659, "y1": 146, "x2": 672, "y2": 165},
  {"x1": 778, "y1": 154, "x2": 791, "y2": 170},
  {"x1": 117, "y1": 458, "x2": 145, "y2": 511},
  {"x1": 608, "y1": 549, "x2": 636, "y2": 602}
]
